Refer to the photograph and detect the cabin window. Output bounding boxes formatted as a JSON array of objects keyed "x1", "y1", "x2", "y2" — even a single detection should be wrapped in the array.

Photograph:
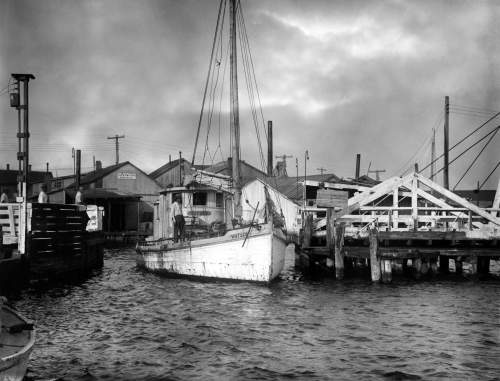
[
  {"x1": 216, "y1": 192, "x2": 223, "y2": 208},
  {"x1": 193, "y1": 192, "x2": 207, "y2": 206},
  {"x1": 172, "y1": 193, "x2": 182, "y2": 204}
]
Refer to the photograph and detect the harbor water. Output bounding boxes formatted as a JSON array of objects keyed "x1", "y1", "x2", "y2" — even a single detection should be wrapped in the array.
[{"x1": 12, "y1": 247, "x2": 500, "y2": 381}]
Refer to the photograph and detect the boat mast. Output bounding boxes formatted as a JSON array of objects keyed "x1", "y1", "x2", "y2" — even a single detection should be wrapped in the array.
[{"x1": 230, "y1": 0, "x2": 242, "y2": 220}]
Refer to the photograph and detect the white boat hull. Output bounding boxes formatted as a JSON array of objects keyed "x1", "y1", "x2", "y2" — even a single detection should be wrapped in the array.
[{"x1": 136, "y1": 223, "x2": 287, "y2": 282}]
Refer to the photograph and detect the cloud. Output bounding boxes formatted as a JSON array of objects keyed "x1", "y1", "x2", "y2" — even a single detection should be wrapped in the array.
[{"x1": 0, "y1": 0, "x2": 499, "y2": 189}]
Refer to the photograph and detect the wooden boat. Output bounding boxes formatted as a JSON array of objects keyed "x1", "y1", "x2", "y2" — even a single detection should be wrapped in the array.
[
  {"x1": 138, "y1": 221, "x2": 286, "y2": 282},
  {"x1": 137, "y1": 0, "x2": 287, "y2": 282},
  {"x1": 0, "y1": 299, "x2": 35, "y2": 381}
]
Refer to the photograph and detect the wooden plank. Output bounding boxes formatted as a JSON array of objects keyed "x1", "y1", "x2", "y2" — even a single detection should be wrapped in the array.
[
  {"x1": 378, "y1": 231, "x2": 467, "y2": 241},
  {"x1": 316, "y1": 190, "x2": 348, "y2": 209}
]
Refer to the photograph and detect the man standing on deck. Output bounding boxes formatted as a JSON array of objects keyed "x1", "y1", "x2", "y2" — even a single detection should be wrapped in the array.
[
  {"x1": 38, "y1": 184, "x2": 48, "y2": 203},
  {"x1": 172, "y1": 195, "x2": 185, "y2": 242}
]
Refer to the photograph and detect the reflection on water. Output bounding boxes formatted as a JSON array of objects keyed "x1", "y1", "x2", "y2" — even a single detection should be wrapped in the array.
[{"x1": 14, "y1": 247, "x2": 500, "y2": 380}]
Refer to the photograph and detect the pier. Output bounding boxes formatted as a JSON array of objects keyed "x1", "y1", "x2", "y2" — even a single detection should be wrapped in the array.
[
  {"x1": 297, "y1": 171, "x2": 500, "y2": 282},
  {"x1": 0, "y1": 202, "x2": 104, "y2": 289}
]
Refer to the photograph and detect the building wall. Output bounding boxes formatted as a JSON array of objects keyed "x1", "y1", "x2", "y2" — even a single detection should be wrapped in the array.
[
  {"x1": 242, "y1": 179, "x2": 300, "y2": 234},
  {"x1": 154, "y1": 161, "x2": 193, "y2": 188}
]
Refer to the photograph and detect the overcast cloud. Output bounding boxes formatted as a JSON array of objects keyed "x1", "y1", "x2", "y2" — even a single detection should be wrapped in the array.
[{"x1": 0, "y1": 0, "x2": 499, "y2": 189}]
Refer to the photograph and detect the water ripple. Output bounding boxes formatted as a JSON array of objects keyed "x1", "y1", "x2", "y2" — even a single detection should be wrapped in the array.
[{"x1": 15, "y1": 247, "x2": 500, "y2": 380}]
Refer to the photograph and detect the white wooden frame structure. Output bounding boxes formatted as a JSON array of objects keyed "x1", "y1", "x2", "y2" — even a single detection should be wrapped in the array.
[{"x1": 311, "y1": 172, "x2": 500, "y2": 240}]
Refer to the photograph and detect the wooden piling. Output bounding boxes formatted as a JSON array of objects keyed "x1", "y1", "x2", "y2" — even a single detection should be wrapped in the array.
[
  {"x1": 470, "y1": 256, "x2": 478, "y2": 275},
  {"x1": 334, "y1": 223, "x2": 345, "y2": 280},
  {"x1": 430, "y1": 258, "x2": 438, "y2": 275},
  {"x1": 326, "y1": 209, "x2": 334, "y2": 268},
  {"x1": 455, "y1": 258, "x2": 463, "y2": 275},
  {"x1": 478, "y1": 257, "x2": 490, "y2": 276},
  {"x1": 439, "y1": 255, "x2": 449, "y2": 274},
  {"x1": 381, "y1": 259, "x2": 392, "y2": 283},
  {"x1": 413, "y1": 258, "x2": 422, "y2": 280},
  {"x1": 303, "y1": 213, "x2": 313, "y2": 248},
  {"x1": 369, "y1": 227, "x2": 381, "y2": 282}
]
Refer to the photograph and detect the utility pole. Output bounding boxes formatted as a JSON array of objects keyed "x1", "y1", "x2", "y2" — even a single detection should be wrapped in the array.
[
  {"x1": 107, "y1": 134, "x2": 125, "y2": 165},
  {"x1": 72, "y1": 147, "x2": 75, "y2": 178},
  {"x1": 317, "y1": 167, "x2": 326, "y2": 175},
  {"x1": 355, "y1": 153, "x2": 361, "y2": 180},
  {"x1": 431, "y1": 127, "x2": 436, "y2": 181},
  {"x1": 443, "y1": 96, "x2": 450, "y2": 189},
  {"x1": 10, "y1": 74, "x2": 34, "y2": 198},
  {"x1": 275, "y1": 154, "x2": 292, "y2": 176},
  {"x1": 367, "y1": 161, "x2": 386, "y2": 181},
  {"x1": 10, "y1": 73, "x2": 35, "y2": 255},
  {"x1": 296, "y1": 158, "x2": 299, "y2": 199},
  {"x1": 303, "y1": 150, "x2": 309, "y2": 214},
  {"x1": 179, "y1": 151, "x2": 182, "y2": 186}
]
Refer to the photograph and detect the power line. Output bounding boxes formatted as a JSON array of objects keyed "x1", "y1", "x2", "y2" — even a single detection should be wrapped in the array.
[
  {"x1": 421, "y1": 112, "x2": 500, "y2": 173},
  {"x1": 453, "y1": 127, "x2": 499, "y2": 190},
  {"x1": 433, "y1": 126, "x2": 500, "y2": 177},
  {"x1": 478, "y1": 160, "x2": 500, "y2": 190}
]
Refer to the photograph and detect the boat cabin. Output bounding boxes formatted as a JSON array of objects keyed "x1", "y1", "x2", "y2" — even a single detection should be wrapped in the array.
[{"x1": 153, "y1": 184, "x2": 232, "y2": 240}]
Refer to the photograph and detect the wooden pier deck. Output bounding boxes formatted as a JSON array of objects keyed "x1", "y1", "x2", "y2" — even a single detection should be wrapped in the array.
[{"x1": 297, "y1": 172, "x2": 500, "y2": 282}]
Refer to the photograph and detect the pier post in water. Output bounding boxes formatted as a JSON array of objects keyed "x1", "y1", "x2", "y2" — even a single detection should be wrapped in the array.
[
  {"x1": 380, "y1": 259, "x2": 392, "y2": 283},
  {"x1": 334, "y1": 222, "x2": 345, "y2": 280},
  {"x1": 413, "y1": 258, "x2": 422, "y2": 280},
  {"x1": 439, "y1": 255, "x2": 449, "y2": 274},
  {"x1": 455, "y1": 258, "x2": 463, "y2": 275},
  {"x1": 303, "y1": 213, "x2": 313, "y2": 248},
  {"x1": 326, "y1": 209, "x2": 334, "y2": 268},
  {"x1": 478, "y1": 257, "x2": 490, "y2": 276},
  {"x1": 369, "y1": 226, "x2": 381, "y2": 282}
]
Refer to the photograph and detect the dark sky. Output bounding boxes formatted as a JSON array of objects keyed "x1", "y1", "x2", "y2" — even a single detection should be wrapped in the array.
[{"x1": 0, "y1": 0, "x2": 499, "y2": 189}]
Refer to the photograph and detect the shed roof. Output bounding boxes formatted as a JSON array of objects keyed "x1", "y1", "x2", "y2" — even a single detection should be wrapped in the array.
[
  {"x1": 67, "y1": 161, "x2": 155, "y2": 188},
  {"x1": 149, "y1": 158, "x2": 208, "y2": 179}
]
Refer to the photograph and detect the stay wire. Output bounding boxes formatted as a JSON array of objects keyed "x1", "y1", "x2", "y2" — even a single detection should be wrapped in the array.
[
  {"x1": 192, "y1": 0, "x2": 226, "y2": 166},
  {"x1": 237, "y1": 5, "x2": 266, "y2": 172},
  {"x1": 453, "y1": 127, "x2": 499, "y2": 190},
  {"x1": 433, "y1": 125, "x2": 500, "y2": 177},
  {"x1": 479, "y1": 161, "x2": 500, "y2": 190},
  {"x1": 421, "y1": 112, "x2": 500, "y2": 173}
]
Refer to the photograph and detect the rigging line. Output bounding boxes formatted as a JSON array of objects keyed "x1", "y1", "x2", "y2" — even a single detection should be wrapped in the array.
[
  {"x1": 192, "y1": 0, "x2": 226, "y2": 166},
  {"x1": 433, "y1": 126, "x2": 500, "y2": 177},
  {"x1": 202, "y1": 3, "x2": 227, "y2": 167},
  {"x1": 238, "y1": 0, "x2": 267, "y2": 142},
  {"x1": 453, "y1": 127, "x2": 499, "y2": 190},
  {"x1": 397, "y1": 130, "x2": 435, "y2": 176},
  {"x1": 237, "y1": 9, "x2": 266, "y2": 172},
  {"x1": 421, "y1": 112, "x2": 500, "y2": 173},
  {"x1": 237, "y1": 4, "x2": 267, "y2": 169},
  {"x1": 478, "y1": 160, "x2": 500, "y2": 190},
  {"x1": 395, "y1": 111, "x2": 442, "y2": 176}
]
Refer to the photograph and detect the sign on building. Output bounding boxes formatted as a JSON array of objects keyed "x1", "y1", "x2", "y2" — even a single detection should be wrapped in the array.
[
  {"x1": 117, "y1": 172, "x2": 136, "y2": 180},
  {"x1": 316, "y1": 189, "x2": 348, "y2": 209}
]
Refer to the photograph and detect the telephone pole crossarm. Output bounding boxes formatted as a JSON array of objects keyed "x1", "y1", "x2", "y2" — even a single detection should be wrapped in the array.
[{"x1": 107, "y1": 134, "x2": 125, "y2": 165}]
